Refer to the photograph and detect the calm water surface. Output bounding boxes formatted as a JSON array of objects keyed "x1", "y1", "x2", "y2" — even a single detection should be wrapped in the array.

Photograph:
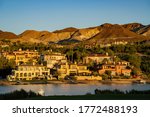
[{"x1": 0, "y1": 84, "x2": 150, "y2": 96}]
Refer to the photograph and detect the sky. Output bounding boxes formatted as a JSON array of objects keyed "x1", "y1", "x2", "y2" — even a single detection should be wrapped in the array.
[{"x1": 0, "y1": 0, "x2": 150, "y2": 34}]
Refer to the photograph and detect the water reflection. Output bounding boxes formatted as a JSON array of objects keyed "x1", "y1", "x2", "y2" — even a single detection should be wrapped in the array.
[{"x1": 0, "y1": 84, "x2": 150, "y2": 96}]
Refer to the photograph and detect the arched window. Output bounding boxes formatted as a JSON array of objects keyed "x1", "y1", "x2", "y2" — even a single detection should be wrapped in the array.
[
  {"x1": 16, "y1": 73, "x2": 19, "y2": 77},
  {"x1": 28, "y1": 73, "x2": 31, "y2": 77},
  {"x1": 24, "y1": 73, "x2": 27, "y2": 77},
  {"x1": 20, "y1": 73, "x2": 23, "y2": 77}
]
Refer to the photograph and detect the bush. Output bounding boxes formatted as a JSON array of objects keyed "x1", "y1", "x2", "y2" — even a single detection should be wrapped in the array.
[
  {"x1": 102, "y1": 74, "x2": 108, "y2": 80},
  {"x1": 0, "y1": 89, "x2": 41, "y2": 100},
  {"x1": 94, "y1": 89, "x2": 150, "y2": 95}
]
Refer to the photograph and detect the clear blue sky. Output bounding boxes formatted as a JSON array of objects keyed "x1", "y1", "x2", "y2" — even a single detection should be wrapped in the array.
[{"x1": 0, "y1": 0, "x2": 150, "y2": 34}]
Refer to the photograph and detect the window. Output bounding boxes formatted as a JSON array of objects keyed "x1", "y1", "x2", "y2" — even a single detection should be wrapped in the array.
[
  {"x1": 29, "y1": 67, "x2": 33, "y2": 71},
  {"x1": 24, "y1": 73, "x2": 27, "y2": 77},
  {"x1": 28, "y1": 73, "x2": 31, "y2": 77},
  {"x1": 62, "y1": 65, "x2": 66, "y2": 69},
  {"x1": 23, "y1": 67, "x2": 27, "y2": 71},
  {"x1": 20, "y1": 73, "x2": 23, "y2": 77},
  {"x1": 71, "y1": 65, "x2": 76, "y2": 69},
  {"x1": 36, "y1": 72, "x2": 39, "y2": 76},
  {"x1": 16, "y1": 73, "x2": 19, "y2": 77}
]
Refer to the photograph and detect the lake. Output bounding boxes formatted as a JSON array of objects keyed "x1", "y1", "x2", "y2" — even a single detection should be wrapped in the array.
[{"x1": 0, "y1": 84, "x2": 150, "y2": 96}]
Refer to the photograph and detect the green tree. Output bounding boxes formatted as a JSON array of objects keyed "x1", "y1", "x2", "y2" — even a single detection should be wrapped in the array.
[
  {"x1": 141, "y1": 56, "x2": 150, "y2": 76},
  {"x1": 125, "y1": 45, "x2": 137, "y2": 54},
  {"x1": 105, "y1": 70, "x2": 112, "y2": 80},
  {"x1": 111, "y1": 44, "x2": 125, "y2": 53},
  {"x1": 102, "y1": 58, "x2": 109, "y2": 64},
  {"x1": 106, "y1": 49, "x2": 114, "y2": 56},
  {"x1": 118, "y1": 54, "x2": 141, "y2": 69},
  {"x1": 131, "y1": 68, "x2": 138, "y2": 76},
  {"x1": 0, "y1": 56, "x2": 15, "y2": 78},
  {"x1": 92, "y1": 71, "x2": 99, "y2": 76},
  {"x1": 0, "y1": 56, "x2": 15, "y2": 69},
  {"x1": 66, "y1": 49, "x2": 74, "y2": 62},
  {"x1": 128, "y1": 54, "x2": 141, "y2": 69},
  {"x1": 105, "y1": 70, "x2": 112, "y2": 76},
  {"x1": 102, "y1": 74, "x2": 108, "y2": 80},
  {"x1": 113, "y1": 56, "x2": 120, "y2": 63},
  {"x1": 97, "y1": 48, "x2": 105, "y2": 54}
]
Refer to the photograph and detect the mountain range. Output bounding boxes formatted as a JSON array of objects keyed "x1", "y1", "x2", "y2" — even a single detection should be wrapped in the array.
[{"x1": 0, "y1": 23, "x2": 150, "y2": 44}]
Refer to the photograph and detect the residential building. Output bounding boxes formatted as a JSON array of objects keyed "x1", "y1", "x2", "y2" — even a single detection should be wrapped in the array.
[
  {"x1": 83, "y1": 54, "x2": 111, "y2": 64},
  {"x1": 57, "y1": 62, "x2": 91, "y2": 79},
  {"x1": 5, "y1": 54, "x2": 15, "y2": 60},
  {"x1": 13, "y1": 49, "x2": 39, "y2": 58},
  {"x1": 3, "y1": 49, "x2": 39, "y2": 65},
  {"x1": 41, "y1": 53, "x2": 67, "y2": 68},
  {"x1": 98, "y1": 61, "x2": 131, "y2": 76},
  {"x1": 7, "y1": 64, "x2": 51, "y2": 81},
  {"x1": 111, "y1": 41, "x2": 128, "y2": 45}
]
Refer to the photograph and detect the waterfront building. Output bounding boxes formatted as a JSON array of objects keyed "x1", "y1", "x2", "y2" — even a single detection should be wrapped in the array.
[
  {"x1": 98, "y1": 61, "x2": 131, "y2": 76},
  {"x1": 57, "y1": 62, "x2": 91, "y2": 79},
  {"x1": 7, "y1": 64, "x2": 51, "y2": 81}
]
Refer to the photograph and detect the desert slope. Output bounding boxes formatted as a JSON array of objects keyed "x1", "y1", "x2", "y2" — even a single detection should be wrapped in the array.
[{"x1": 0, "y1": 23, "x2": 150, "y2": 44}]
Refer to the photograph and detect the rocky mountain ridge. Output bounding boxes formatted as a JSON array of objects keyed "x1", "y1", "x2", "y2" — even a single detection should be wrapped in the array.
[{"x1": 0, "y1": 23, "x2": 150, "y2": 44}]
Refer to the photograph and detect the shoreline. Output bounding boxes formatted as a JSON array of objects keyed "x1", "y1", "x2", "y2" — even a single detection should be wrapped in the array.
[{"x1": 0, "y1": 78, "x2": 149, "y2": 86}]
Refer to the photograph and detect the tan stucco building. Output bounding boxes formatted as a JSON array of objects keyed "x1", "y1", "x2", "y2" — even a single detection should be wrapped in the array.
[
  {"x1": 57, "y1": 62, "x2": 91, "y2": 79},
  {"x1": 7, "y1": 64, "x2": 50, "y2": 81},
  {"x1": 41, "y1": 53, "x2": 67, "y2": 68},
  {"x1": 3, "y1": 49, "x2": 39, "y2": 65}
]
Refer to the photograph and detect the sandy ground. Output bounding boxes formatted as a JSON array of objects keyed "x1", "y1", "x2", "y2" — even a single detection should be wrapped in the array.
[{"x1": 0, "y1": 78, "x2": 149, "y2": 86}]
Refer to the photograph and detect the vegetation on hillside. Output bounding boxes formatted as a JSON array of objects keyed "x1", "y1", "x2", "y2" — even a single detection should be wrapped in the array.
[{"x1": 0, "y1": 40, "x2": 150, "y2": 78}]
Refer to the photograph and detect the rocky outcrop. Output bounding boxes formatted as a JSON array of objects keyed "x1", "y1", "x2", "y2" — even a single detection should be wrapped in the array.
[
  {"x1": 122, "y1": 23, "x2": 144, "y2": 32},
  {"x1": 72, "y1": 27, "x2": 100, "y2": 41},
  {"x1": 136, "y1": 25, "x2": 150, "y2": 37},
  {"x1": 122, "y1": 23, "x2": 150, "y2": 37}
]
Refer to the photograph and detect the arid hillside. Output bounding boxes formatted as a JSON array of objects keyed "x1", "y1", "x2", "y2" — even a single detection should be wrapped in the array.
[
  {"x1": 0, "y1": 23, "x2": 150, "y2": 44},
  {"x1": 0, "y1": 30, "x2": 18, "y2": 39},
  {"x1": 123, "y1": 23, "x2": 150, "y2": 37}
]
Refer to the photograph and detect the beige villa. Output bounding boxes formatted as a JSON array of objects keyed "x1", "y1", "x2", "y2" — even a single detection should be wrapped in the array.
[
  {"x1": 7, "y1": 64, "x2": 51, "y2": 81},
  {"x1": 3, "y1": 49, "x2": 39, "y2": 65},
  {"x1": 57, "y1": 62, "x2": 102, "y2": 80},
  {"x1": 41, "y1": 53, "x2": 67, "y2": 68},
  {"x1": 57, "y1": 62, "x2": 91, "y2": 78}
]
